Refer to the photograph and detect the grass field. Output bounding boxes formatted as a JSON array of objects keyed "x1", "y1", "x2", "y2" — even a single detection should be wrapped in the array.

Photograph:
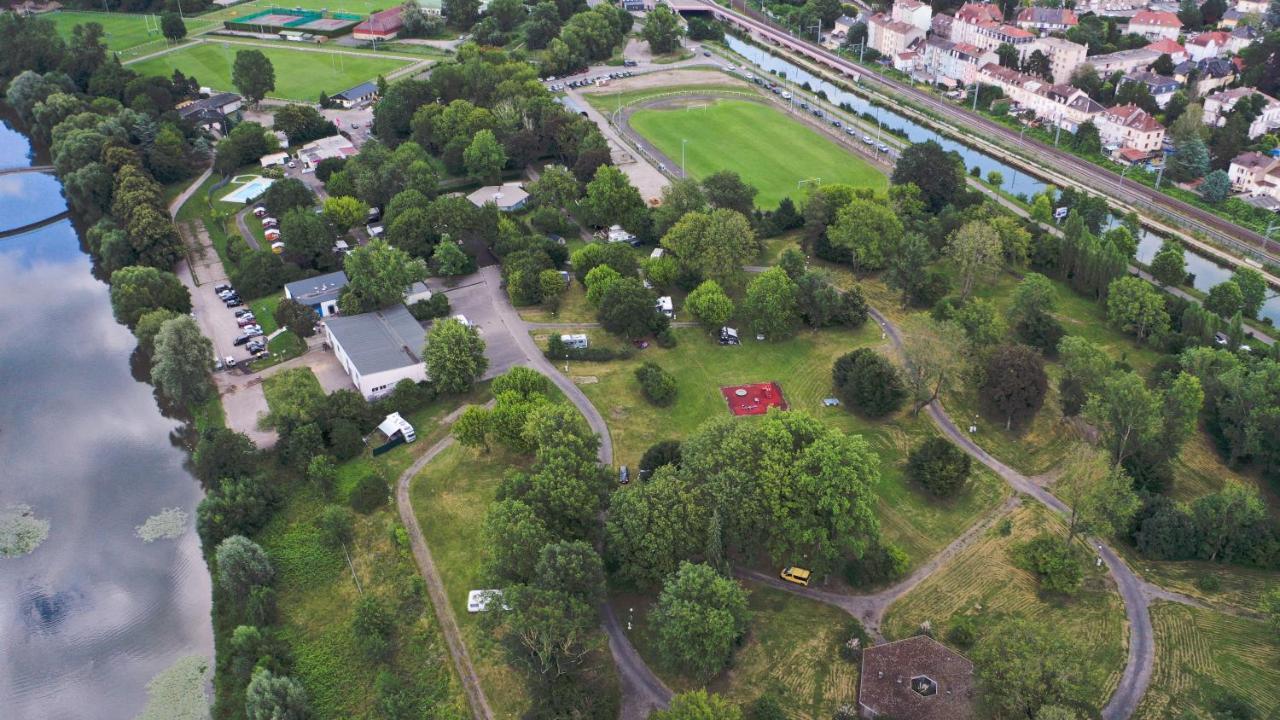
[
  {"x1": 562, "y1": 326, "x2": 1009, "y2": 569},
  {"x1": 255, "y1": 378, "x2": 475, "y2": 718},
  {"x1": 1136, "y1": 602, "x2": 1280, "y2": 719},
  {"x1": 628, "y1": 99, "x2": 887, "y2": 207},
  {"x1": 882, "y1": 504, "x2": 1128, "y2": 708},
  {"x1": 48, "y1": 10, "x2": 215, "y2": 55},
  {"x1": 128, "y1": 42, "x2": 411, "y2": 101},
  {"x1": 614, "y1": 582, "x2": 860, "y2": 719}
]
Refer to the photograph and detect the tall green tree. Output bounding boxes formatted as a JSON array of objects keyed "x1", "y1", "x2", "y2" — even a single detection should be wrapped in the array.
[
  {"x1": 232, "y1": 49, "x2": 275, "y2": 104},
  {"x1": 425, "y1": 317, "x2": 488, "y2": 394},
  {"x1": 583, "y1": 164, "x2": 647, "y2": 232},
  {"x1": 642, "y1": 5, "x2": 684, "y2": 53},
  {"x1": 684, "y1": 280, "x2": 734, "y2": 331},
  {"x1": 109, "y1": 265, "x2": 191, "y2": 327},
  {"x1": 652, "y1": 690, "x2": 742, "y2": 720},
  {"x1": 151, "y1": 316, "x2": 214, "y2": 407},
  {"x1": 244, "y1": 668, "x2": 310, "y2": 720},
  {"x1": 605, "y1": 471, "x2": 708, "y2": 588},
  {"x1": 1148, "y1": 241, "x2": 1186, "y2": 286},
  {"x1": 1083, "y1": 371, "x2": 1162, "y2": 467},
  {"x1": 1231, "y1": 267, "x2": 1268, "y2": 318},
  {"x1": 742, "y1": 267, "x2": 800, "y2": 340},
  {"x1": 660, "y1": 208, "x2": 759, "y2": 289},
  {"x1": 464, "y1": 128, "x2": 506, "y2": 184},
  {"x1": 1106, "y1": 277, "x2": 1169, "y2": 343},
  {"x1": 890, "y1": 141, "x2": 966, "y2": 211},
  {"x1": 651, "y1": 562, "x2": 750, "y2": 679},
  {"x1": 980, "y1": 344, "x2": 1048, "y2": 430},
  {"x1": 972, "y1": 619, "x2": 1089, "y2": 719},
  {"x1": 948, "y1": 221, "x2": 1004, "y2": 299},
  {"x1": 216, "y1": 535, "x2": 274, "y2": 598},
  {"x1": 826, "y1": 196, "x2": 904, "y2": 272},
  {"x1": 339, "y1": 239, "x2": 428, "y2": 313}
]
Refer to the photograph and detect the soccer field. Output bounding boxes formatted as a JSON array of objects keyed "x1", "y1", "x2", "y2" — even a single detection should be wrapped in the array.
[
  {"x1": 629, "y1": 99, "x2": 887, "y2": 207},
  {"x1": 46, "y1": 10, "x2": 215, "y2": 55},
  {"x1": 129, "y1": 42, "x2": 411, "y2": 101}
]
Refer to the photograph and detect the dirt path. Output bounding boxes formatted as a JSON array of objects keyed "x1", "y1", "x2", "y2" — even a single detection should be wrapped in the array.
[{"x1": 395, "y1": 403, "x2": 496, "y2": 720}]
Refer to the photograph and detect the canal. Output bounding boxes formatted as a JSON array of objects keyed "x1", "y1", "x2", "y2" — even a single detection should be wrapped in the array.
[
  {"x1": 724, "y1": 35, "x2": 1280, "y2": 326},
  {"x1": 0, "y1": 121, "x2": 213, "y2": 718}
]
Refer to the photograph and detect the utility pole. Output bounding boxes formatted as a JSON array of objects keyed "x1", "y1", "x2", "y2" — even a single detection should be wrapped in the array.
[
  {"x1": 971, "y1": 81, "x2": 981, "y2": 111},
  {"x1": 1154, "y1": 163, "x2": 1165, "y2": 189},
  {"x1": 682, "y1": 138, "x2": 688, "y2": 177}
]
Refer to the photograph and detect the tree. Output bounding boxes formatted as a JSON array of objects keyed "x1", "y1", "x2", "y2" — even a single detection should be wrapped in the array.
[
  {"x1": 701, "y1": 170, "x2": 757, "y2": 216},
  {"x1": 1263, "y1": 586, "x2": 1280, "y2": 635},
  {"x1": 261, "y1": 178, "x2": 316, "y2": 218},
  {"x1": 642, "y1": 5, "x2": 684, "y2": 54},
  {"x1": 653, "y1": 178, "x2": 707, "y2": 237},
  {"x1": 1072, "y1": 120, "x2": 1101, "y2": 155},
  {"x1": 1068, "y1": 463, "x2": 1140, "y2": 545},
  {"x1": 340, "y1": 239, "x2": 428, "y2": 313},
  {"x1": 635, "y1": 362, "x2": 677, "y2": 406},
  {"x1": 1204, "y1": 280, "x2": 1244, "y2": 319},
  {"x1": 583, "y1": 165, "x2": 647, "y2": 232},
  {"x1": 273, "y1": 299, "x2": 320, "y2": 338},
  {"x1": 432, "y1": 240, "x2": 473, "y2": 277},
  {"x1": 443, "y1": 0, "x2": 482, "y2": 28},
  {"x1": 245, "y1": 668, "x2": 310, "y2": 720},
  {"x1": 584, "y1": 265, "x2": 622, "y2": 306},
  {"x1": 1009, "y1": 273, "x2": 1063, "y2": 353},
  {"x1": 352, "y1": 595, "x2": 395, "y2": 661},
  {"x1": 1200, "y1": 169, "x2": 1230, "y2": 203},
  {"x1": 652, "y1": 690, "x2": 743, "y2": 720},
  {"x1": 906, "y1": 437, "x2": 972, "y2": 497},
  {"x1": 534, "y1": 540, "x2": 606, "y2": 605},
  {"x1": 832, "y1": 348, "x2": 906, "y2": 418},
  {"x1": 193, "y1": 429, "x2": 258, "y2": 484},
  {"x1": 133, "y1": 307, "x2": 182, "y2": 357},
  {"x1": 980, "y1": 344, "x2": 1048, "y2": 430},
  {"x1": 463, "y1": 128, "x2": 506, "y2": 184},
  {"x1": 273, "y1": 104, "x2": 335, "y2": 145},
  {"x1": 160, "y1": 13, "x2": 187, "y2": 42},
  {"x1": 307, "y1": 456, "x2": 338, "y2": 496},
  {"x1": 1148, "y1": 241, "x2": 1186, "y2": 286},
  {"x1": 109, "y1": 266, "x2": 191, "y2": 327},
  {"x1": 742, "y1": 267, "x2": 800, "y2": 340},
  {"x1": 1083, "y1": 371, "x2": 1161, "y2": 467},
  {"x1": 661, "y1": 208, "x2": 759, "y2": 289},
  {"x1": 605, "y1": 471, "x2": 707, "y2": 587},
  {"x1": 826, "y1": 197, "x2": 904, "y2": 271},
  {"x1": 454, "y1": 405, "x2": 492, "y2": 451},
  {"x1": 891, "y1": 141, "x2": 966, "y2": 211},
  {"x1": 639, "y1": 440, "x2": 683, "y2": 479},
  {"x1": 972, "y1": 619, "x2": 1089, "y2": 719},
  {"x1": 1106, "y1": 276, "x2": 1169, "y2": 343},
  {"x1": 232, "y1": 49, "x2": 275, "y2": 104},
  {"x1": 1017, "y1": 533, "x2": 1084, "y2": 594},
  {"x1": 529, "y1": 164, "x2": 580, "y2": 210},
  {"x1": 997, "y1": 42, "x2": 1019, "y2": 68},
  {"x1": 948, "y1": 221, "x2": 1004, "y2": 299},
  {"x1": 216, "y1": 535, "x2": 274, "y2": 598},
  {"x1": 322, "y1": 195, "x2": 369, "y2": 234},
  {"x1": 1230, "y1": 267, "x2": 1266, "y2": 318},
  {"x1": 483, "y1": 499, "x2": 553, "y2": 583},
  {"x1": 425, "y1": 317, "x2": 488, "y2": 394},
  {"x1": 1168, "y1": 136, "x2": 1210, "y2": 181},
  {"x1": 651, "y1": 563, "x2": 750, "y2": 679},
  {"x1": 151, "y1": 317, "x2": 214, "y2": 407},
  {"x1": 197, "y1": 475, "x2": 277, "y2": 548},
  {"x1": 903, "y1": 320, "x2": 965, "y2": 414},
  {"x1": 598, "y1": 277, "x2": 663, "y2": 338}
]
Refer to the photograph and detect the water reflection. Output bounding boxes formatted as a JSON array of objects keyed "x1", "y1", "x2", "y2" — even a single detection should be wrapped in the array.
[{"x1": 0, "y1": 124, "x2": 212, "y2": 719}]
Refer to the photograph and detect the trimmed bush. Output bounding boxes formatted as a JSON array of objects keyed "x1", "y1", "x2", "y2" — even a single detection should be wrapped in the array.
[
  {"x1": 906, "y1": 437, "x2": 973, "y2": 497},
  {"x1": 832, "y1": 349, "x2": 906, "y2": 418},
  {"x1": 635, "y1": 362, "x2": 677, "y2": 407},
  {"x1": 349, "y1": 472, "x2": 388, "y2": 514}
]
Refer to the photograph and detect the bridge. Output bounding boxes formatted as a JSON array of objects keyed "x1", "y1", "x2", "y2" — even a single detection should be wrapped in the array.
[
  {"x1": 0, "y1": 165, "x2": 55, "y2": 176},
  {"x1": 0, "y1": 210, "x2": 71, "y2": 240}
]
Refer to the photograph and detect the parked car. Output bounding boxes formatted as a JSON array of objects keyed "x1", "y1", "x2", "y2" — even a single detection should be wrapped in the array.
[
  {"x1": 237, "y1": 317, "x2": 258, "y2": 328},
  {"x1": 623, "y1": 59, "x2": 638, "y2": 67},
  {"x1": 225, "y1": 299, "x2": 244, "y2": 308},
  {"x1": 234, "y1": 308, "x2": 253, "y2": 317},
  {"x1": 215, "y1": 283, "x2": 234, "y2": 293},
  {"x1": 233, "y1": 335, "x2": 253, "y2": 346},
  {"x1": 252, "y1": 207, "x2": 266, "y2": 218},
  {"x1": 862, "y1": 134, "x2": 873, "y2": 144},
  {"x1": 261, "y1": 217, "x2": 277, "y2": 226},
  {"x1": 286, "y1": 160, "x2": 297, "y2": 169},
  {"x1": 779, "y1": 566, "x2": 812, "y2": 587},
  {"x1": 244, "y1": 328, "x2": 264, "y2": 338},
  {"x1": 224, "y1": 355, "x2": 237, "y2": 368},
  {"x1": 703, "y1": 50, "x2": 711, "y2": 56}
]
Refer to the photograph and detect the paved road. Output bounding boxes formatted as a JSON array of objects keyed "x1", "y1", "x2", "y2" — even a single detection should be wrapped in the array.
[
  {"x1": 395, "y1": 404, "x2": 496, "y2": 720},
  {"x1": 865, "y1": 306, "x2": 1154, "y2": 720},
  {"x1": 695, "y1": 0, "x2": 1280, "y2": 266}
]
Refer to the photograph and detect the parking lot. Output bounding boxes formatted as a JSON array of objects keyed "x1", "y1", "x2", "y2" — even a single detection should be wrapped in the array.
[{"x1": 428, "y1": 270, "x2": 527, "y2": 380}]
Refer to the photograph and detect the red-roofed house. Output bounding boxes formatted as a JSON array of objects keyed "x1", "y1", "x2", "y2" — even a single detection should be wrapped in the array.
[
  {"x1": 1128, "y1": 10, "x2": 1181, "y2": 41},
  {"x1": 1097, "y1": 104, "x2": 1166, "y2": 156},
  {"x1": 1015, "y1": 6, "x2": 1078, "y2": 35},
  {"x1": 353, "y1": 7, "x2": 404, "y2": 41},
  {"x1": 1186, "y1": 31, "x2": 1231, "y2": 62},
  {"x1": 1145, "y1": 38, "x2": 1187, "y2": 64}
]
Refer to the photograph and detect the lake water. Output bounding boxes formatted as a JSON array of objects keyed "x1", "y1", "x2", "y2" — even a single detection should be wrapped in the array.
[
  {"x1": 725, "y1": 35, "x2": 1280, "y2": 326},
  {"x1": 0, "y1": 121, "x2": 213, "y2": 718}
]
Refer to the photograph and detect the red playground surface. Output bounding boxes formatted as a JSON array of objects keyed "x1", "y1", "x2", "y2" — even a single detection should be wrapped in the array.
[{"x1": 721, "y1": 382, "x2": 788, "y2": 416}]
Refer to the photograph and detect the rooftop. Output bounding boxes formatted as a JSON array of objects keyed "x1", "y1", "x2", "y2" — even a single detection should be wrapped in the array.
[
  {"x1": 325, "y1": 304, "x2": 427, "y2": 376},
  {"x1": 1145, "y1": 38, "x2": 1186, "y2": 55},
  {"x1": 1233, "y1": 151, "x2": 1274, "y2": 170},
  {"x1": 1187, "y1": 30, "x2": 1230, "y2": 47},
  {"x1": 1130, "y1": 10, "x2": 1181, "y2": 27},
  {"x1": 177, "y1": 92, "x2": 241, "y2": 119},
  {"x1": 335, "y1": 81, "x2": 378, "y2": 101},
  {"x1": 285, "y1": 270, "x2": 348, "y2": 305},
  {"x1": 467, "y1": 182, "x2": 530, "y2": 209},
  {"x1": 860, "y1": 636, "x2": 975, "y2": 720},
  {"x1": 1015, "y1": 6, "x2": 1078, "y2": 25}
]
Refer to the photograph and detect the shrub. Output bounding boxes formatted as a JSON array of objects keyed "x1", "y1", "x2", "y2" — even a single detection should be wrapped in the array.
[
  {"x1": 349, "y1": 472, "x2": 388, "y2": 514},
  {"x1": 352, "y1": 595, "x2": 394, "y2": 661},
  {"x1": 843, "y1": 543, "x2": 909, "y2": 587},
  {"x1": 1016, "y1": 534, "x2": 1082, "y2": 595},
  {"x1": 946, "y1": 615, "x2": 977, "y2": 650},
  {"x1": 639, "y1": 440, "x2": 682, "y2": 480},
  {"x1": 635, "y1": 362, "x2": 678, "y2": 406},
  {"x1": 315, "y1": 505, "x2": 354, "y2": 548},
  {"x1": 1195, "y1": 574, "x2": 1221, "y2": 593},
  {"x1": 832, "y1": 349, "x2": 906, "y2": 418},
  {"x1": 906, "y1": 437, "x2": 973, "y2": 497},
  {"x1": 655, "y1": 328, "x2": 678, "y2": 348},
  {"x1": 408, "y1": 294, "x2": 451, "y2": 320}
]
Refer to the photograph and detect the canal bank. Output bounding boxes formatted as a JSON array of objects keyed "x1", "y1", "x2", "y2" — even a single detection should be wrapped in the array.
[{"x1": 0, "y1": 121, "x2": 213, "y2": 718}]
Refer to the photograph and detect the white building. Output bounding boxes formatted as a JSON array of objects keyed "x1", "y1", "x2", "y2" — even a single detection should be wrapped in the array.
[
  {"x1": 1015, "y1": 6, "x2": 1078, "y2": 35},
  {"x1": 1228, "y1": 151, "x2": 1280, "y2": 196},
  {"x1": 1185, "y1": 31, "x2": 1231, "y2": 62},
  {"x1": 922, "y1": 36, "x2": 997, "y2": 86},
  {"x1": 868, "y1": 13, "x2": 924, "y2": 58},
  {"x1": 978, "y1": 63, "x2": 1104, "y2": 131},
  {"x1": 1084, "y1": 47, "x2": 1160, "y2": 75},
  {"x1": 466, "y1": 182, "x2": 529, "y2": 211},
  {"x1": 1035, "y1": 37, "x2": 1088, "y2": 84},
  {"x1": 950, "y1": 3, "x2": 1038, "y2": 60},
  {"x1": 324, "y1": 304, "x2": 428, "y2": 400},
  {"x1": 1145, "y1": 38, "x2": 1188, "y2": 64},
  {"x1": 892, "y1": 0, "x2": 933, "y2": 32},
  {"x1": 297, "y1": 134, "x2": 357, "y2": 168},
  {"x1": 1127, "y1": 10, "x2": 1181, "y2": 41},
  {"x1": 1096, "y1": 104, "x2": 1166, "y2": 156},
  {"x1": 1120, "y1": 71, "x2": 1181, "y2": 108},
  {"x1": 284, "y1": 270, "x2": 348, "y2": 317},
  {"x1": 1203, "y1": 88, "x2": 1280, "y2": 139}
]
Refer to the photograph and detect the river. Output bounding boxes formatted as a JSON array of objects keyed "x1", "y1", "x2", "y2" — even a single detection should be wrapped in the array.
[
  {"x1": 724, "y1": 35, "x2": 1280, "y2": 326},
  {"x1": 0, "y1": 121, "x2": 213, "y2": 718}
]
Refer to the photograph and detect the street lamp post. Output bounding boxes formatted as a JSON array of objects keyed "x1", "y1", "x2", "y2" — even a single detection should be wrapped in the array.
[{"x1": 681, "y1": 139, "x2": 688, "y2": 177}]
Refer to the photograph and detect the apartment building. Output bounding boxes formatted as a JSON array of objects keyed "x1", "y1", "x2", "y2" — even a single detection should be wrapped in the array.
[
  {"x1": 978, "y1": 62, "x2": 1104, "y2": 131},
  {"x1": 1203, "y1": 87, "x2": 1280, "y2": 139},
  {"x1": 1127, "y1": 10, "x2": 1182, "y2": 41},
  {"x1": 1035, "y1": 36, "x2": 1088, "y2": 84},
  {"x1": 892, "y1": 0, "x2": 933, "y2": 32},
  {"x1": 921, "y1": 36, "x2": 998, "y2": 86},
  {"x1": 868, "y1": 13, "x2": 925, "y2": 57},
  {"x1": 1097, "y1": 104, "x2": 1166, "y2": 156},
  {"x1": 1014, "y1": 6, "x2": 1078, "y2": 35}
]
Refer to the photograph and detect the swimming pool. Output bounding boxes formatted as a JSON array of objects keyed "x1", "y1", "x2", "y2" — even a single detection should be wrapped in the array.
[{"x1": 220, "y1": 176, "x2": 275, "y2": 204}]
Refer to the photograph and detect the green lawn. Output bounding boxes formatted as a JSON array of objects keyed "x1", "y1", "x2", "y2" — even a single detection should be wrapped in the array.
[
  {"x1": 628, "y1": 98, "x2": 886, "y2": 207},
  {"x1": 564, "y1": 326, "x2": 1008, "y2": 569},
  {"x1": 883, "y1": 503, "x2": 1129, "y2": 709},
  {"x1": 47, "y1": 10, "x2": 214, "y2": 55},
  {"x1": 128, "y1": 42, "x2": 411, "y2": 101},
  {"x1": 1136, "y1": 602, "x2": 1280, "y2": 719},
  {"x1": 612, "y1": 582, "x2": 860, "y2": 719}
]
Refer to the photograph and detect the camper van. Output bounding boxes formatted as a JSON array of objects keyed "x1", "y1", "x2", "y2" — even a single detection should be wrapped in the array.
[
  {"x1": 655, "y1": 296, "x2": 674, "y2": 318},
  {"x1": 378, "y1": 412, "x2": 416, "y2": 443},
  {"x1": 780, "y1": 566, "x2": 812, "y2": 586}
]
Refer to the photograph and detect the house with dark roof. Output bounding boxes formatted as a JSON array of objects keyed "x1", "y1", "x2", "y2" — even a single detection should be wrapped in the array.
[
  {"x1": 285, "y1": 270, "x2": 348, "y2": 317},
  {"x1": 1119, "y1": 70, "x2": 1181, "y2": 108},
  {"x1": 324, "y1": 304, "x2": 428, "y2": 400},
  {"x1": 1014, "y1": 6, "x2": 1077, "y2": 35},
  {"x1": 177, "y1": 92, "x2": 243, "y2": 136},
  {"x1": 334, "y1": 81, "x2": 378, "y2": 109},
  {"x1": 859, "y1": 636, "x2": 975, "y2": 719},
  {"x1": 1174, "y1": 57, "x2": 1236, "y2": 95}
]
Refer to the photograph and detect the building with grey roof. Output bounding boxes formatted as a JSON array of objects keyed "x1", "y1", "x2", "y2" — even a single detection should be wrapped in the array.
[
  {"x1": 324, "y1": 304, "x2": 428, "y2": 399},
  {"x1": 284, "y1": 270, "x2": 348, "y2": 317}
]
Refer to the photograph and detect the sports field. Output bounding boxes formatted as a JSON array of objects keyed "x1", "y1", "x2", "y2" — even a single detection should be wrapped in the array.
[
  {"x1": 128, "y1": 42, "x2": 411, "y2": 101},
  {"x1": 628, "y1": 98, "x2": 887, "y2": 207},
  {"x1": 47, "y1": 10, "x2": 215, "y2": 55}
]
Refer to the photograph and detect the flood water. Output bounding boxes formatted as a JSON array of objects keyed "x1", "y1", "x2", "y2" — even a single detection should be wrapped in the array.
[
  {"x1": 725, "y1": 35, "x2": 1280, "y2": 326},
  {"x1": 0, "y1": 121, "x2": 213, "y2": 718}
]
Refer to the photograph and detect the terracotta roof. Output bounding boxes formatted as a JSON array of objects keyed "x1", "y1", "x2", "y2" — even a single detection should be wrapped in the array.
[
  {"x1": 1187, "y1": 30, "x2": 1230, "y2": 47},
  {"x1": 995, "y1": 23, "x2": 1035, "y2": 39},
  {"x1": 1145, "y1": 38, "x2": 1186, "y2": 55},
  {"x1": 1106, "y1": 104, "x2": 1164, "y2": 132},
  {"x1": 1117, "y1": 147, "x2": 1153, "y2": 162},
  {"x1": 859, "y1": 636, "x2": 975, "y2": 720},
  {"x1": 1130, "y1": 10, "x2": 1181, "y2": 27},
  {"x1": 955, "y1": 2, "x2": 1003, "y2": 24}
]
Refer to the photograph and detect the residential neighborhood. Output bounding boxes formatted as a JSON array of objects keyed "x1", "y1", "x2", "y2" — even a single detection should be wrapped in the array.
[{"x1": 2, "y1": 0, "x2": 1279, "y2": 720}]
